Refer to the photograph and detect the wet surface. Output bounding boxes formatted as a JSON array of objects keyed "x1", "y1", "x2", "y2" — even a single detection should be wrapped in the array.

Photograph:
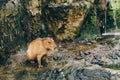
[{"x1": 0, "y1": 37, "x2": 120, "y2": 80}]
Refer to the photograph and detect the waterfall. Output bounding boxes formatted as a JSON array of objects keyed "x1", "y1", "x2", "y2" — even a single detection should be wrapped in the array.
[
  {"x1": 104, "y1": 11, "x2": 107, "y2": 33},
  {"x1": 102, "y1": 0, "x2": 120, "y2": 36},
  {"x1": 110, "y1": 0, "x2": 119, "y2": 31},
  {"x1": 113, "y1": 9, "x2": 118, "y2": 30}
]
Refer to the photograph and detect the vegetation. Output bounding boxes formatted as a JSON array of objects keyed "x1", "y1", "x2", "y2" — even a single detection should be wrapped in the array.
[
  {"x1": 78, "y1": 0, "x2": 120, "y2": 40},
  {"x1": 103, "y1": 64, "x2": 120, "y2": 70}
]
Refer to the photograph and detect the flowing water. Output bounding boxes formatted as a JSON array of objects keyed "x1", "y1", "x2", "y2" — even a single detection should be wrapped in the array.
[{"x1": 102, "y1": 0, "x2": 119, "y2": 36}]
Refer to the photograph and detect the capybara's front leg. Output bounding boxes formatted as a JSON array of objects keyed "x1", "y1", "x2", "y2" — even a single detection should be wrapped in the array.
[{"x1": 37, "y1": 55, "x2": 43, "y2": 68}]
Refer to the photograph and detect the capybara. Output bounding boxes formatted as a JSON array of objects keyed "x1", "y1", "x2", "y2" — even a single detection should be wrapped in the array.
[{"x1": 26, "y1": 37, "x2": 57, "y2": 68}]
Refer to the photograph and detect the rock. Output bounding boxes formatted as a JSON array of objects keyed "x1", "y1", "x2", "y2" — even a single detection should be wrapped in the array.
[
  {"x1": 91, "y1": 55, "x2": 103, "y2": 65},
  {"x1": 45, "y1": 1, "x2": 94, "y2": 40},
  {"x1": 27, "y1": 0, "x2": 41, "y2": 16},
  {"x1": 53, "y1": 56, "x2": 62, "y2": 61},
  {"x1": 5, "y1": 0, "x2": 19, "y2": 10},
  {"x1": 79, "y1": 52, "x2": 92, "y2": 60},
  {"x1": 80, "y1": 52, "x2": 86, "y2": 59},
  {"x1": 86, "y1": 42, "x2": 92, "y2": 45},
  {"x1": 53, "y1": 68, "x2": 61, "y2": 74},
  {"x1": 74, "y1": 57, "x2": 82, "y2": 60},
  {"x1": 91, "y1": 40, "x2": 97, "y2": 43},
  {"x1": 115, "y1": 52, "x2": 120, "y2": 57},
  {"x1": 84, "y1": 52, "x2": 92, "y2": 55},
  {"x1": 8, "y1": 53, "x2": 26, "y2": 67},
  {"x1": 61, "y1": 66, "x2": 120, "y2": 80},
  {"x1": 108, "y1": 53, "x2": 119, "y2": 60},
  {"x1": 102, "y1": 51, "x2": 120, "y2": 66}
]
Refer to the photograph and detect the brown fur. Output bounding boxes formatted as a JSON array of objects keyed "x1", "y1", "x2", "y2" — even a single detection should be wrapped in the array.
[{"x1": 26, "y1": 37, "x2": 56, "y2": 68}]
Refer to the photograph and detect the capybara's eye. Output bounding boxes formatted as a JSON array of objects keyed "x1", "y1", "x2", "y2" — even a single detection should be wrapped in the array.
[{"x1": 48, "y1": 42, "x2": 51, "y2": 44}]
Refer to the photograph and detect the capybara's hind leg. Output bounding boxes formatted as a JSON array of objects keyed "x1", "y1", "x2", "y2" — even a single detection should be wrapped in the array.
[{"x1": 44, "y1": 54, "x2": 49, "y2": 63}]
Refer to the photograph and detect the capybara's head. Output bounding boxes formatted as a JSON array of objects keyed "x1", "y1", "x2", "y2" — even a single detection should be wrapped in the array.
[{"x1": 43, "y1": 37, "x2": 57, "y2": 51}]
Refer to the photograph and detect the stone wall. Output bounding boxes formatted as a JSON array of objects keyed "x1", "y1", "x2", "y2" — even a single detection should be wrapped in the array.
[{"x1": 0, "y1": 0, "x2": 94, "y2": 53}]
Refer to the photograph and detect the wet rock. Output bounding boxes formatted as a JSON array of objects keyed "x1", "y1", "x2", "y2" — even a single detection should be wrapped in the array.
[
  {"x1": 79, "y1": 52, "x2": 92, "y2": 60},
  {"x1": 91, "y1": 40, "x2": 97, "y2": 43},
  {"x1": 86, "y1": 42, "x2": 92, "y2": 45},
  {"x1": 5, "y1": 0, "x2": 19, "y2": 10},
  {"x1": 49, "y1": 68, "x2": 65, "y2": 80},
  {"x1": 108, "y1": 53, "x2": 119, "y2": 60},
  {"x1": 91, "y1": 55, "x2": 102, "y2": 64},
  {"x1": 27, "y1": 0, "x2": 41, "y2": 16},
  {"x1": 45, "y1": 1, "x2": 94, "y2": 40},
  {"x1": 74, "y1": 57, "x2": 82, "y2": 60},
  {"x1": 82, "y1": 69, "x2": 111, "y2": 80},
  {"x1": 115, "y1": 52, "x2": 120, "y2": 57},
  {"x1": 53, "y1": 56, "x2": 62, "y2": 61},
  {"x1": 51, "y1": 68, "x2": 61, "y2": 80},
  {"x1": 102, "y1": 52, "x2": 120, "y2": 66},
  {"x1": 84, "y1": 52, "x2": 92, "y2": 55},
  {"x1": 81, "y1": 39, "x2": 96, "y2": 45},
  {"x1": 53, "y1": 68, "x2": 61, "y2": 74},
  {"x1": 8, "y1": 53, "x2": 26, "y2": 67},
  {"x1": 63, "y1": 66, "x2": 120, "y2": 80},
  {"x1": 80, "y1": 53, "x2": 86, "y2": 59}
]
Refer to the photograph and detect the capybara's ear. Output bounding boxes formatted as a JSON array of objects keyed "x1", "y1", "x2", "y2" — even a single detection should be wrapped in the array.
[
  {"x1": 42, "y1": 38, "x2": 48, "y2": 47},
  {"x1": 42, "y1": 38, "x2": 47, "y2": 42},
  {"x1": 42, "y1": 37, "x2": 51, "y2": 43}
]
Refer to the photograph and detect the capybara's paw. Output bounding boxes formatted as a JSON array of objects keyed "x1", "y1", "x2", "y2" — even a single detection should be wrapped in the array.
[{"x1": 38, "y1": 65, "x2": 43, "y2": 68}]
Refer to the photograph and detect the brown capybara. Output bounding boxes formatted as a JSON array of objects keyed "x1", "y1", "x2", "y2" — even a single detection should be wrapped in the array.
[{"x1": 26, "y1": 37, "x2": 57, "y2": 68}]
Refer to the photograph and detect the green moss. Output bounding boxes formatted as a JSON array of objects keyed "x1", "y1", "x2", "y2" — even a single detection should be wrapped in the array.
[{"x1": 103, "y1": 64, "x2": 120, "y2": 70}]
